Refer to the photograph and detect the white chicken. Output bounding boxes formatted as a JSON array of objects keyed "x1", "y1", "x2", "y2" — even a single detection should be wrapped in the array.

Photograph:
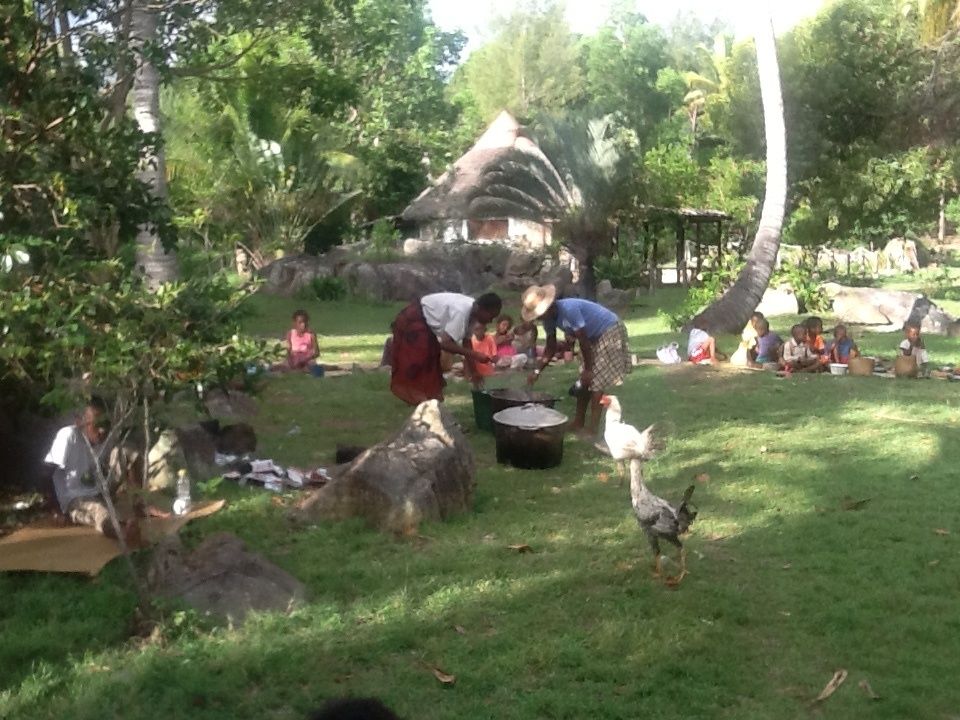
[{"x1": 598, "y1": 395, "x2": 656, "y2": 485}]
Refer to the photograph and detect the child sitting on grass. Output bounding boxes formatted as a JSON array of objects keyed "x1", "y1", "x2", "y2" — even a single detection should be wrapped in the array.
[
  {"x1": 900, "y1": 321, "x2": 929, "y2": 372},
  {"x1": 687, "y1": 318, "x2": 725, "y2": 365},
  {"x1": 512, "y1": 320, "x2": 538, "y2": 360},
  {"x1": 780, "y1": 323, "x2": 820, "y2": 373},
  {"x1": 751, "y1": 318, "x2": 782, "y2": 369},
  {"x1": 732, "y1": 311, "x2": 764, "y2": 366},
  {"x1": 470, "y1": 321, "x2": 497, "y2": 381},
  {"x1": 805, "y1": 316, "x2": 829, "y2": 370},
  {"x1": 828, "y1": 324, "x2": 859, "y2": 363},
  {"x1": 285, "y1": 309, "x2": 319, "y2": 371},
  {"x1": 493, "y1": 314, "x2": 517, "y2": 366}
]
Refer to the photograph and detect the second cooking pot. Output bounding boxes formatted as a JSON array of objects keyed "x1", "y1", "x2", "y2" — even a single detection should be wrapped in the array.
[{"x1": 493, "y1": 403, "x2": 568, "y2": 469}]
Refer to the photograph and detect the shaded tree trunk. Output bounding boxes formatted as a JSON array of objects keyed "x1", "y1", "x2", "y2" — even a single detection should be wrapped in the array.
[
  {"x1": 693, "y1": 18, "x2": 786, "y2": 334},
  {"x1": 579, "y1": 254, "x2": 597, "y2": 300},
  {"x1": 131, "y1": 0, "x2": 178, "y2": 286}
]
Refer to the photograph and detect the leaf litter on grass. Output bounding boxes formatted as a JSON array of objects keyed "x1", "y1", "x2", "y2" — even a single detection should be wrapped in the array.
[{"x1": 811, "y1": 669, "x2": 848, "y2": 704}]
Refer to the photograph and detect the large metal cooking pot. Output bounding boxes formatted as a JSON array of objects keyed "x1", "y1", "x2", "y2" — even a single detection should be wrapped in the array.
[
  {"x1": 493, "y1": 403, "x2": 568, "y2": 469},
  {"x1": 473, "y1": 388, "x2": 559, "y2": 433}
]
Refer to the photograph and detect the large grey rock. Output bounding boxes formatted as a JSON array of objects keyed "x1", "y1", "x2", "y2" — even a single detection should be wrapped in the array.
[
  {"x1": 882, "y1": 238, "x2": 920, "y2": 273},
  {"x1": 216, "y1": 423, "x2": 257, "y2": 455},
  {"x1": 296, "y1": 400, "x2": 475, "y2": 533},
  {"x1": 756, "y1": 286, "x2": 799, "y2": 317},
  {"x1": 148, "y1": 532, "x2": 305, "y2": 625},
  {"x1": 175, "y1": 424, "x2": 219, "y2": 483},
  {"x1": 258, "y1": 255, "x2": 333, "y2": 296},
  {"x1": 504, "y1": 251, "x2": 545, "y2": 280},
  {"x1": 403, "y1": 238, "x2": 432, "y2": 256},
  {"x1": 204, "y1": 389, "x2": 259, "y2": 419},
  {"x1": 596, "y1": 279, "x2": 636, "y2": 311},
  {"x1": 822, "y1": 282, "x2": 954, "y2": 333},
  {"x1": 340, "y1": 262, "x2": 385, "y2": 301}
]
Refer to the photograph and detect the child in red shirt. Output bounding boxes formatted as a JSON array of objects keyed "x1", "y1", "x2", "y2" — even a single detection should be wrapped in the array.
[{"x1": 470, "y1": 321, "x2": 497, "y2": 379}]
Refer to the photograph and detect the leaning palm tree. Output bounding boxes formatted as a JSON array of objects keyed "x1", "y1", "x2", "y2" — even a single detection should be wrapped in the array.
[{"x1": 692, "y1": 17, "x2": 786, "y2": 334}]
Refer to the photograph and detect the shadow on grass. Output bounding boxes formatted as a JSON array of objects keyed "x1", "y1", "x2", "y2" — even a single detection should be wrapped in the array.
[{"x1": 4, "y1": 365, "x2": 960, "y2": 719}]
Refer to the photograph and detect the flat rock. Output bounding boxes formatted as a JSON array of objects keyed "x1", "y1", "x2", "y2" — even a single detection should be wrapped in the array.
[
  {"x1": 822, "y1": 282, "x2": 954, "y2": 333},
  {"x1": 147, "y1": 532, "x2": 305, "y2": 625},
  {"x1": 756, "y1": 286, "x2": 799, "y2": 317}
]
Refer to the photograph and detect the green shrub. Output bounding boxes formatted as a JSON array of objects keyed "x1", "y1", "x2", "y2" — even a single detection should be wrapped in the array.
[
  {"x1": 658, "y1": 259, "x2": 743, "y2": 330},
  {"x1": 310, "y1": 275, "x2": 347, "y2": 301},
  {"x1": 772, "y1": 256, "x2": 828, "y2": 314},
  {"x1": 594, "y1": 242, "x2": 645, "y2": 289},
  {"x1": 363, "y1": 218, "x2": 401, "y2": 262}
]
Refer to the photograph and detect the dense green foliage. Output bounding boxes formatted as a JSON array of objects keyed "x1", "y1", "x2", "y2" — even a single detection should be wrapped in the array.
[{"x1": 0, "y1": 3, "x2": 270, "y2": 423}]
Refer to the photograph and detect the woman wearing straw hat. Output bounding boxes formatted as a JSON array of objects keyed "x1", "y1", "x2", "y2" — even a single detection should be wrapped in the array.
[
  {"x1": 522, "y1": 284, "x2": 631, "y2": 438},
  {"x1": 389, "y1": 292, "x2": 503, "y2": 405}
]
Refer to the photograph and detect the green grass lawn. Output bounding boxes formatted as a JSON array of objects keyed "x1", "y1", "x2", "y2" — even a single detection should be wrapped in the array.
[{"x1": 3, "y1": 286, "x2": 960, "y2": 719}]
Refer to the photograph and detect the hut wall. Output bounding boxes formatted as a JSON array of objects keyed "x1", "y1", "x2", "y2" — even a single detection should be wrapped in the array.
[{"x1": 507, "y1": 218, "x2": 550, "y2": 249}]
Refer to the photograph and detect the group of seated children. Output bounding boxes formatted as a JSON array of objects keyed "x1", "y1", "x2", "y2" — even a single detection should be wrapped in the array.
[
  {"x1": 469, "y1": 314, "x2": 576, "y2": 379},
  {"x1": 695, "y1": 312, "x2": 870, "y2": 373},
  {"x1": 491, "y1": 314, "x2": 539, "y2": 366},
  {"x1": 751, "y1": 314, "x2": 860, "y2": 373}
]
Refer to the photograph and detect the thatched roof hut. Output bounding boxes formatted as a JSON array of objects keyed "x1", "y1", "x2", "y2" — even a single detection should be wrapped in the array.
[{"x1": 402, "y1": 111, "x2": 570, "y2": 247}]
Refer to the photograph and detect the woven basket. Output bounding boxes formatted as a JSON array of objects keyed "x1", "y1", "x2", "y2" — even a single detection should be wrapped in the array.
[
  {"x1": 848, "y1": 356, "x2": 875, "y2": 376},
  {"x1": 894, "y1": 355, "x2": 918, "y2": 378}
]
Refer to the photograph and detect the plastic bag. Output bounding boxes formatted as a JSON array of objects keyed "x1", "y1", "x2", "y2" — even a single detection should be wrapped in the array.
[{"x1": 656, "y1": 342, "x2": 682, "y2": 365}]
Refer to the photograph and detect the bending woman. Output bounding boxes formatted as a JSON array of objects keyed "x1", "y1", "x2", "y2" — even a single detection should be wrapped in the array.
[{"x1": 390, "y1": 292, "x2": 502, "y2": 405}]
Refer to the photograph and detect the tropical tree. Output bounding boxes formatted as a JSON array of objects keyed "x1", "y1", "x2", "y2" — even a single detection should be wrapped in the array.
[
  {"x1": 692, "y1": 18, "x2": 786, "y2": 334},
  {"x1": 534, "y1": 114, "x2": 634, "y2": 298},
  {"x1": 451, "y1": 0, "x2": 585, "y2": 123}
]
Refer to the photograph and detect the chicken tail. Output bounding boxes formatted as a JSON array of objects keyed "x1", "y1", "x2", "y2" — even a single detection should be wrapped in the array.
[
  {"x1": 676, "y1": 484, "x2": 698, "y2": 533},
  {"x1": 637, "y1": 424, "x2": 661, "y2": 459}
]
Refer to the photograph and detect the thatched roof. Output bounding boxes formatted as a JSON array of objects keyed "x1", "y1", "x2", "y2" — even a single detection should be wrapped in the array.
[
  {"x1": 402, "y1": 111, "x2": 570, "y2": 224},
  {"x1": 638, "y1": 205, "x2": 732, "y2": 223}
]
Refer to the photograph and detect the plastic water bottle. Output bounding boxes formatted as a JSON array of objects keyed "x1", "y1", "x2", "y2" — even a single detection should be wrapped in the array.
[{"x1": 173, "y1": 469, "x2": 192, "y2": 516}]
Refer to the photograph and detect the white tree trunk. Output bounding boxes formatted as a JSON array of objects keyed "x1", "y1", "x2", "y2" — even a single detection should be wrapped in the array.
[
  {"x1": 939, "y1": 179, "x2": 946, "y2": 242},
  {"x1": 694, "y1": 17, "x2": 786, "y2": 334},
  {"x1": 131, "y1": 0, "x2": 178, "y2": 287}
]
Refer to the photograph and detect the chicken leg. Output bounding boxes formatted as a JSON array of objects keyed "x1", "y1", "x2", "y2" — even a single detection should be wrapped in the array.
[{"x1": 664, "y1": 548, "x2": 688, "y2": 587}]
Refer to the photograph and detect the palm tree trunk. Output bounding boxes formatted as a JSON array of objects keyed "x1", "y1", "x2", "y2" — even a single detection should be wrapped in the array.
[
  {"x1": 691, "y1": 18, "x2": 786, "y2": 335},
  {"x1": 131, "y1": 0, "x2": 178, "y2": 287}
]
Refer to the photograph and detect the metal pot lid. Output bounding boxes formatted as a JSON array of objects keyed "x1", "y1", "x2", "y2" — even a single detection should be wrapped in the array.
[
  {"x1": 486, "y1": 388, "x2": 555, "y2": 403},
  {"x1": 493, "y1": 403, "x2": 568, "y2": 429}
]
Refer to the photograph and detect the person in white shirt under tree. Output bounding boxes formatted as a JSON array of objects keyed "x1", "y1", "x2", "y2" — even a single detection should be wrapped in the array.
[{"x1": 44, "y1": 397, "x2": 166, "y2": 542}]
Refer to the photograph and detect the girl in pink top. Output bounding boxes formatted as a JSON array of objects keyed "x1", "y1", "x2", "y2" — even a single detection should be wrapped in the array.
[
  {"x1": 493, "y1": 314, "x2": 517, "y2": 359},
  {"x1": 286, "y1": 309, "x2": 319, "y2": 370}
]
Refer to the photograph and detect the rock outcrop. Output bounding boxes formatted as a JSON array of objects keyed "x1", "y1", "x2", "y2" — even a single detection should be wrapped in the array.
[
  {"x1": 295, "y1": 400, "x2": 475, "y2": 533},
  {"x1": 822, "y1": 283, "x2": 954, "y2": 333}
]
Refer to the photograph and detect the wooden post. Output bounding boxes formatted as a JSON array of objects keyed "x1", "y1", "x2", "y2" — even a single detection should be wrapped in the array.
[
  {"x1": 695, "y1": 220, "x2": 703, "y2": 278},
  {"x1": 716, "y1": 220, "x2": 723, "y2": 262},
  {"x1": 648, "y1": 229, "x2": 658, "y2": 296},
  {"x1": 675, "y1": 220, "x2": 686, "y2": 287}
]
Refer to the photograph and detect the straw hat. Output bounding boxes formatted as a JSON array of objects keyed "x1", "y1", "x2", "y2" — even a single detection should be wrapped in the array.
[{"x1": 521, "y1": 284, "x2": 557, "y2": 322}]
